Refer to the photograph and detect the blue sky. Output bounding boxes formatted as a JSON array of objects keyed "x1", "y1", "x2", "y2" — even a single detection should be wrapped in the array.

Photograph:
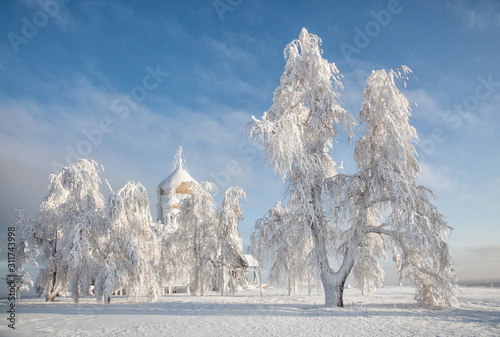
[{"x1": 0, "y1": 0, "x2": 499, "y2": 286}]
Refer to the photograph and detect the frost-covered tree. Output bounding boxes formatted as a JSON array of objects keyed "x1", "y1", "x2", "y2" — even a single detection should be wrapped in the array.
[
  {"x1": 94, "y1": 181, "x2": 161, "y2": 303},
  {"x1": 12, "y1": 160, "x2": 168, "y2": 304},
  {"x1": 167, "y1": 181, "x2": 217, "y2": 296},
  {"x1": 249, "y1": 28, "x2": 355, "y2": 307},
  {"x1": 328, "y1": 68, "x2": 457, "y2": 306},
  {"x1": 68, "y1": 208, "x2": 105, "y2": 302},
  {"x1": 152, "y1": 219, "x2": 175, "y2": 295},
  {"x1": 249, "y1": 219, "x2": 266, "y2": 296},
  {"x1": 251, "y1": 201, "x2": 316, "y2": 296},
  {"x1": 31, "y1": 159, "x2": 104, "y2": 301},
  {"x1": 216, "y1": 187, "x2": 246, "y2": 296},
  {"x1": 249, "y1": 28, "x2": 456, "y2": 307}
]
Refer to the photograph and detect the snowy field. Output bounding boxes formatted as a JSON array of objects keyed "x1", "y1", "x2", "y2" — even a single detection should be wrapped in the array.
[{"x1": 1, "y1": 286, "x2": 499, "y2": 336}]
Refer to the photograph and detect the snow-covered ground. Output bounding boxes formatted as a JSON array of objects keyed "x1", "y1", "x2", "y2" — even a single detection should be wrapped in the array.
[{"x1": 1, "y1": 286, "x2": 499, "y2": 336}]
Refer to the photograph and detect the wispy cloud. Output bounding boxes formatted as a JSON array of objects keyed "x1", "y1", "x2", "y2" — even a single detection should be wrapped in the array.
[
  {"x1": 418, "y1": 163, "x2": 458, "y2": 192},
  {"x1": 202, "y1": 35, "x2": 257, "y2": 68},
  {"x1": 405, "y1": 88, "x2": 448, "y2": 124},
  {"x1": 449, "y1": 0, "x2": 500, "y2": 31}
]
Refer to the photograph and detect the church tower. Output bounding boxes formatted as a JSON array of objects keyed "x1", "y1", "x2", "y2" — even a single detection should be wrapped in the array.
[{"x1": 157, "y1": 146, "x2": 197, "y2": 226}]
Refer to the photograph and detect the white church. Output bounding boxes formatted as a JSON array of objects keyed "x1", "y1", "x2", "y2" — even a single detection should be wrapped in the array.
[
  {"x1": 156, "y1": 147, "x2": 259, "y2": 289},
  {"x1": 156, "y1": 146, "x2": 197, "y2": 227}
]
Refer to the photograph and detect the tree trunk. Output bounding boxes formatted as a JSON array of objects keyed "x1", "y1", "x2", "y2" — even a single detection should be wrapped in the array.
[
  {"x1": 220, "y1": 256, "x2": 225, "y2": 296},
  {"x1": 288, "y1": 275, "x2": 292, "y2": 296},
  {"x1": 49, "y1": 271, "x2": 57, "y2": 301},
  {"x1": 257, "y1": 244, "x2": 263, "y2": 297},
  {"x1": 314, "y1": 243, "x2": 341, "y2": 308},
  {"x1": 319, "y1": 248, "x2": 354, "y2": 307},
  {"x1": 288, "y1": 276, "x2": 297, "y2": 296},
  {"x1": 47, "y1": 227, "x2": 59, "y2": 302},
  {"x1": 192, "y1": 224, "x2": 200, "y2": 296},
  {"x1": 73, "y1": 284, "x2": 80, "y2": 303},
  {"x1": 310, "y1": 184, "x2": 354, "y2": 307},
  {"x1": 228, "y1": 269, "x2": 235, "y2": 294},
  {"x1": 258, "y1": 265, "x2": 263, "y2": 297},
  {"x1": 199, "y1": 255, "x2": 204, "y2": 296},
  {"x1": 307, "y1": 272, "x2": 312, "y2": 296},
  {"x1": 47, "y1": 283, "x2": 61, "y2": 302},
  {"x1": 322, "y1": 277, "x2": 345, "y2": 307},
  {"x1": 310, "y1": 184, "x2": 336, "y2": 306}
]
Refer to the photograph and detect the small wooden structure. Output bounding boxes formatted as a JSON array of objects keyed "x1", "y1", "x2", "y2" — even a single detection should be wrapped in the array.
[{"x1": 243, "y1": 254, "x2": 259, "y2": 285}]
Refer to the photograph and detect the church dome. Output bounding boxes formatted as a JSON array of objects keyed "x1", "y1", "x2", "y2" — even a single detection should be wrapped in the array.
[
  {"x1": 157, "y1": 146, "x2": 198, "y2": 224},
  {"x1": 158, "y1": 167, "x2": 196, "y2": 197}
]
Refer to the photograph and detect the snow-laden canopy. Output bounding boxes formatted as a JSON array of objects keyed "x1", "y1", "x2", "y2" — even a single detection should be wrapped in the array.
[{"x1": 249, "y1": 28, "x2": 457, "y2": 308}]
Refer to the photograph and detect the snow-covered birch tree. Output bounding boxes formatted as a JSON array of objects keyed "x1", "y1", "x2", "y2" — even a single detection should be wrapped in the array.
[
  {"x1": 94, "y1": 181, "x2": 161, "y2": 303},
  {"x1": 216, "y1": 187, "x2": 246, "y2": 295},
  {"x1": 67, "y1": 207, "x2": 104, "y2": 302},
  {"x1": 168, "y1": 181, "x2": 217, "y2": 296},
  {"x1": 31, "y1": 159, "x2": 105, "y2": 301},
  {"x1": 153, "y1": 219, "x2": 175, "y2": 295},
  {"x1": 328, "y1": 68, "x2": 457, "y2": 306},
  {"x1": 251, "y1": 201, "x2": 316, "y2": 296},
  {"x1": 249, "y1": 28, "x2": 355, "y2": 307},
  {"x1": 249, "y1": 219, "x2": 267, "y2": 296}
]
